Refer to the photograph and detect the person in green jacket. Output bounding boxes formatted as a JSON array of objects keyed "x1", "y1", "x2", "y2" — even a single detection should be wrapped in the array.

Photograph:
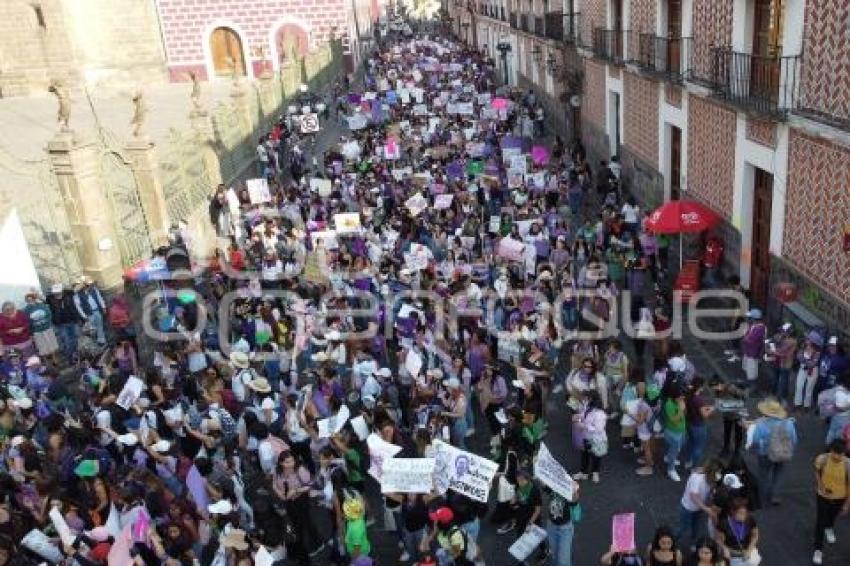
[
  {"x1": 343, "y1": 495, "x2": 371, "y2": 560},
  {"x1": 663, "y1": 381, "x2": 687, "y2": 482}
]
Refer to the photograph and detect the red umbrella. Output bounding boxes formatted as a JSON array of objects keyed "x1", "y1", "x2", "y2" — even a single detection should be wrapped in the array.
[{"x1": 645, "y1": 199, "x2": 720, "y2": 234}]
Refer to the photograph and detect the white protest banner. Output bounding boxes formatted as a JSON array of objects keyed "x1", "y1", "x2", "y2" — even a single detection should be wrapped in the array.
[
  {"x1": 508, "y1": 525, "x2": 548, "y2": 562},
  {"x1": 458, "y1": 102, "x2": 474, "y2": 115},
  {"x1": 246, "y1": 178, "x2": 271, "y2": 204},
  {"x1": 380, "y1": 458, "x2": 436, "y2": 494},
  {"x1": 341, "y1": 140, "x2": 362, "y2": 160},
  {"x1": 317, "y1": 417, "x2": 334, "y2": 438},
  {"x1": 310, "y1": 178, "x2": 333, "y2": 197},
  {"x1": 350, "y1": 415, "x2": 370, "y2": 441},
  {"x1": 463, "y1": 127, "x2": 476, "y2": 141},
  {"x1": 405, "y1": 193, "x2": 428, "y2": 216},
  {"x1": 367, "y1": 433, "x2": 403, "y2": 481},
  {"x1": 428, "y1": 116, "x2": 441, "y2": 133},
  {"x1": 534, "y1": 443, "x2": 576, "y2": 500},
  {"x1": 502, "y1": 147, "x2": 522, "y2": 161},
  {"x1": 392, "y1": 166, "x2": 413, "y2": 181},
  {"x1": 498, "y1": 237, "x2": 525, "y2": 262},
  {"x1": 432, "y1": 440, "x2": 498, "y2": 502},
  {"x1": 445, "y1": 102, "x2": 459, "y2": 114},
  {"x1": 49, "y1": 507, "x2": 75, "y2": 547},
  {"x1": 378, "y1": 78, "x2": 390, "y2": 91},
  {"x1": 516, "y1": 219, "x2": 541, "y2": 237},
  {"x1": 404, "y1": 349, "x2": 423, "y2": 378},
  {"x1": 311, "y1": 230, "x2": 338, "y2": 250},
  {"x1": 334, "y1": 212, "x2": 362, "y2": 234},
  {"x1": 116, "y1": 376, "x2": 145, "y2": 410},
  {"x1": 413, "y1": 103, "x2": 428, "y2": 116},
  {"x1": 347, "y1": 113, "x2": 368, "y2": 130},
  {"x1": 434, "y1": 194, "x2": 454, "y2": 209},
  {"x1": 363, "y1": 92, "x2": 377, "y2": 100},
  {"x1": 255, "y1": 546, "x2": 275, "y2": 566}
]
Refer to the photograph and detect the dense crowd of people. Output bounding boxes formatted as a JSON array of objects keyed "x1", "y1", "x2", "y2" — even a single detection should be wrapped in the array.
[{"x1": 1, "y1": 22, "x2": 849, "y2": 566}]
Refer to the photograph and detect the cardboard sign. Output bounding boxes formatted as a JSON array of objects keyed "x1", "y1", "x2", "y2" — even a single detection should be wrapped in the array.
[
  {"x1": 380, "y1": 458, "x2": 436, "y2": 494},
  {"x1": 350, "y1": 415, "x2": 370, "y2": 441},
  {"x1": 534, "y1": 443, "x2": 576, "y2": 500},
  {"x1": 434, "y1": 194, "x2": 454, "y2": 209},
  {"x1": 508, "y1": 525, "x2": 548, "y2": 562},
  {"x1": 432, "y1": 439, "x2": 499, "y2": 502},
  {"x1": 246, "y1": 178, "x2": 271, "y2": 204},
  {"x1": 367, "y1": 433, "x2": 403, "y2": 481},
  {"x1": 334, "y1": 213, "x2": 362, "y2": 234},
  {"x1": 498, "y1": 237, "x2": 525, "y2": 262},
  {"x1": 392, "y1": 167, "x2": 413, "y2": 181}
]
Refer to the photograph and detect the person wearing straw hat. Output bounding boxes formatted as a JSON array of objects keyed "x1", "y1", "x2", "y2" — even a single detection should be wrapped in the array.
[{"x1": 749, "y1": 398, "x2": 798, "y2": 506}]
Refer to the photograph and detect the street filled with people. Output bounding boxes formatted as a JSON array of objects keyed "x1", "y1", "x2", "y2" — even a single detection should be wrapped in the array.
[{"x1": 1, "y1": 22, "x2": 850, "y2": 566}]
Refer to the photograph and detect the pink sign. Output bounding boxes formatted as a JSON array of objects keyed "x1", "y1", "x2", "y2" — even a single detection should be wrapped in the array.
[
  {"x1": 612, "y1": 513, "x2": 636, "y2": 553},
  {"x1": 497, "y1": 237, "x2": 525, "y2": 262},
  {"x1": 491, "y1": 97, "x2": 509, "y2": 110},
  {"x1": 531, "y1": 145, "x2": 550, "y2": 165},
  {"x1": 385, "y1": 137, "x2": 400, "y2": 160}
]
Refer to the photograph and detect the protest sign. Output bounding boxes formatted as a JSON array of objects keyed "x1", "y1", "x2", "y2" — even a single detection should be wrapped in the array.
[
  {"x1": 347, "y1": 113, "x2": 368, "y2": 130},
  {"x1": 405, "y1": 192, "x2": 428, "y2": 216},
  {"x1": 489, "y1": 215, "x2": 501, "y2": 233},
  {"x1": 428, "y1": 116, "x2": 441, "y2": 133},
  {"x1": 350, "y1": 415, "x2": 370, "y2": 441},
  {"x1": 413, "y1": 103, "x2": 428, "y2": 116},
  {"x1": 491, "y1": 97, "x2": 509, "y2": 110},
  {"x1": 246, "y1": 178, "x2": 271, "y2": 204},
  {"x1": 310, "y1": 230, "x2": 338, "y2": 250},
  {"x1": 445, "y1": 102, "x2": 458, "y2": 114},
  {"x1": 398, "y1": 88, "x2": 410, "y2": 104},
  {"x1": 532, "y1": 171, "x2": 547, "y2": 188},
  {"x1": 510, "y1": 155, "x2": 528, "y2": 174},
  {"x1": 534, "y1": 443, "x2": 576, "y2": 500},
  {"x1": 317, "y1": 404, "x2": 351, "y2": 438},
  {"x1": 363, "y1": 92, "x2": 377, "y2": 100},
  {"x1": 255, "y1": 547, "x2": 275, "y2": 566},
  {"x1": 380, "y1": 458, "x2": 436, "y2": 494},
  {"x1": 334, "y1": 212, "x2": 362, "y2": 234},
  {"x1": 508, "y1": 525, "x2": 548, "y2": 562},
  {"x1": 467, "y1": 142, "x2": 487, "y2": 158},
  {"x1": 404, "y1": 349, "x2": 423, "y2": 378},
  {"x1": 399, "y1": 119, "x2": 411, "y2": 131},
  {"x1": 386, "y1": 90, "x2": 398, "y2": 104},
  {"x1": 392, "y1": 166, "x2": 413, "y2": 181},
  {"x1": 498, "y1": 237, "x2": 525, "y2": 262},
  {"x1": 116, "y1": 376, "x2": 145, "y2": 410},
  {"x1": 458, "y1": 102, "x2": 474, "y2": 115},
  {"x1": 434, "y1": 194, "x2": 454, "y2": 209},
  {"x1": 309, "y1": 178, "x2": 333, "y2": 197},
  {"x1": 412, "y1": 69, "x2": 423, "y2": 83},
  {"x1": 612, "y1": 513, "x2": 636, "y2": 553},
  {"x1": 378, "y1": 78, "x2": 390, "y2": 91},
  {"x1": 303, "y1": 252, "x2": 329, "y2": 285},
  {"x1": 481, "y1": 107, "x2": 498, "y2": 120},
  {"x1": 507, "y1": 171, "x2": 524, "y2": 189},
  {"x1": 367, "y1": 433, "x2": 403, "y2": 481},
  {"x1": 497, "y1": 332, "x2": 522, "y2": 364},
  {"x1": 385, "y1": 138, "x2": 401, "y2": 160},
  {"x1": 502, "y1": 146, "x2": 522, "y2": 161},
  {"x1": 432, "y1": 440, "x2": 499, "y2": 502}
]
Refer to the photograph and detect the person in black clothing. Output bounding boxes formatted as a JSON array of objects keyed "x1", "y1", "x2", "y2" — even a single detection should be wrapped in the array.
[
  {"x1": 512, "y1": 468, "x2": 543, "y2": 537},
  {"x1": 47, "y1": 283, "x2": 81, "y2": 360}
]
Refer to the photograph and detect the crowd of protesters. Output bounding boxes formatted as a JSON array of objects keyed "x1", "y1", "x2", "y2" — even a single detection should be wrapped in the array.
[{"x1": 0, "y1": 21, "x2": 849, "y2": 566}]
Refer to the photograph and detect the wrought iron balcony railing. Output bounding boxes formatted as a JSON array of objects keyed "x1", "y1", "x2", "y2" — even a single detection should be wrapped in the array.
[
  {"x1": 636, "y1": 34, "x2": 690, "y2": 82},
  {"x1": 592, "y1": 28, "x2": 625, "y2": 64}
]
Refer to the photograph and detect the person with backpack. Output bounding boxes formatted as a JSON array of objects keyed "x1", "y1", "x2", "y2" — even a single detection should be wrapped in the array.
[
  {"x1": 748, "y1": 398, "x2": 798, "y2": 506},
  {"x1": 811, "y1": 439, "x2": 850, "y2": 565},
  {"x1": 420, "y1": 506, "x2": 475, "y2": 566}
]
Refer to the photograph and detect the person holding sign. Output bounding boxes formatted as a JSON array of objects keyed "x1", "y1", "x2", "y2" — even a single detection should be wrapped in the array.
[{"x1": 543, "y1": 482, "x2": 581, "y2": 566}]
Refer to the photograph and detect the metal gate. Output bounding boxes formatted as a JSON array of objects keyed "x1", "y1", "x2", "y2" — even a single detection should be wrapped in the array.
[{"x1": 100, "y1": 149, "x2": 153, "y2": 266}]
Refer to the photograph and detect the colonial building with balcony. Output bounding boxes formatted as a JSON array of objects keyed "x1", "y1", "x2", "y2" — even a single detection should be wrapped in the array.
[
  {"x1": 449, "y1": 1, "x2": 585, "y2": 139},
  {"x1": 454, "y1": 0, "x2": 850, "y2": 341}
]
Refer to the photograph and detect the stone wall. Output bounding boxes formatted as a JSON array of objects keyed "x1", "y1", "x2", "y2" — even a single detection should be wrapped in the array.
[{"x1": 0, "y1": 0, "x2": 166, "y2": 97}]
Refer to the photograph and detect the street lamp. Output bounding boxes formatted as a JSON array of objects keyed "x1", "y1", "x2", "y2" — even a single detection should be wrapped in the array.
[{"x1": 496, "y1": 39, "x2": 512, "y2": 85}]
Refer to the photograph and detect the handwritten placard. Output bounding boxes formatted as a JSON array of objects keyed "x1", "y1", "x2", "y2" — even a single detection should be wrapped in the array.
[
  {"x1": 380, "y1": 458, "x2": 436, "y2": 493},
  {"x1": 612, "y1": 513, "x2": 636, "y2": 553},
  {"x1": 534, "y1": 443, "x2": 576, "y2": 500}
]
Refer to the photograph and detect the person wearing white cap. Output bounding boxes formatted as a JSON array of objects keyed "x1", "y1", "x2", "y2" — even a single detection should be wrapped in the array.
[
  {"x1": 814, "y1": 335, "x2": 849, "y2": 405},
  {"x1": 768, "y1": 322, "x2": 797, "y2": 402}
]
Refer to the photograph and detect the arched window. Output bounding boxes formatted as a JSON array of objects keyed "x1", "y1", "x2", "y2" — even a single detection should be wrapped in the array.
[
  {"x1": 275, "y1": 24, "x2": 309, "y2": 66},
  {"x1": 210, "y1": 27, "x2": 246, "y2": 76}
]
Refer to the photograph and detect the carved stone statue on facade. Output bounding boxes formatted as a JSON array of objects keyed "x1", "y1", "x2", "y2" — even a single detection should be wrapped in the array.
[
  {"x1": 130, "y1": 90, "x2": 147, "y2": 137},
  {"x1": 48, "y1": 80, "x2": 71, "y2": 131}
]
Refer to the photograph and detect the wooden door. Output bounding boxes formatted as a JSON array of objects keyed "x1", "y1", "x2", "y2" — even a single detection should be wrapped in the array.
[
  {"x1": 210, "y1": 27, "x2": 246, "y2": 76},
  {"x1": 667, "y1": 0, "x2": 682, "y2": 74},
  {"x1": 670, "y1": 126, "x2": 681, "y2": 200},
  {"x1": 751, "y1": 0, "x2": 783, "y2": 102},
  {"x1": 751, "y1": 168, "x2": 773, "y2": 308}
]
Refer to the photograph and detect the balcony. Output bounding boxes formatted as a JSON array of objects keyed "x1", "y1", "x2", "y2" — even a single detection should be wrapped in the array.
[
  {"x1": 593, "y1": 28, "x2": 625, "y2": 64},
  {"x1": 519, "y1": 14, "x2": 528, "y2": 32},
  {"x1": 544, "y1": 12, "x2": 563, "y2": 41},
  {"x1": 636, "y1": 34, "x2": 689, "y2": 82},
  {"x1": 509, "y1": 11, "x2": 517, "y2": 28},
  {"x1": 688, "y1": 44, "x2": 801, "y2": 118}
]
